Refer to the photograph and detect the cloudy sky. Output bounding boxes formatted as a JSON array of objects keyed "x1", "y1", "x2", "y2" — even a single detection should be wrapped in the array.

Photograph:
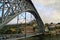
[
  {"x1": 8, "y1": 0, "x2": 60, "y2": 24},
  {"x1": 32, "y1": 0, "x2": 60, "y2": 23},
  {"x1": 0, "y1": 0, "x2": 60, "y2": 24}
]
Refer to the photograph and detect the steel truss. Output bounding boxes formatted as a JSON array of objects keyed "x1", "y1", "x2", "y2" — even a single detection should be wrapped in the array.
[{"x1": 0, "y1": 0, "x2": 44, "y2": 33}]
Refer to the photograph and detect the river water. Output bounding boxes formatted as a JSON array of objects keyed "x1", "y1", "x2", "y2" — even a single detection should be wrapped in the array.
[{"x1": 19, "y1": 34, "x2": 60, "y2": 40}]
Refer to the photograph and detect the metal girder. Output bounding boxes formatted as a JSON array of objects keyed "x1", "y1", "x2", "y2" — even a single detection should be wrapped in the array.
[{"x1": 0, "y1": 0, "x2": 44, "y2": 33}]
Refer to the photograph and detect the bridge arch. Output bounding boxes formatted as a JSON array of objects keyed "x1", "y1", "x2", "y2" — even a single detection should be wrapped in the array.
[
  {"x1": 18, "y1": 10, "x2": 44, "y2": 33},
  {"x1": 0, "y1": 0, "x2": 44, "y2": 33}
]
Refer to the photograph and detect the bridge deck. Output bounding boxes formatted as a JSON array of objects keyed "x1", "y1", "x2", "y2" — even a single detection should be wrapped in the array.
[{"x1": 0, "y1": 33, "x2": 42, "y2": 40}]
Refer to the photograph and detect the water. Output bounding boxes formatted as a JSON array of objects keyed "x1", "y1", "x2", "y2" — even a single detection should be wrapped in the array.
[{"x1": 19, "y1": 34, "x2": 60, "y2": 40}]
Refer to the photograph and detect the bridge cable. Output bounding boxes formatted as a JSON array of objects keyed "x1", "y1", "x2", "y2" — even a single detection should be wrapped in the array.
[
  {"x1": 25, "y1": 5, "x2": 27, "y2": 40},
  {"x1": 16, "y1": 0, "x2": 20, "y2": 34},
  {"x1": 17, "y1": 14, "x2": 19, "y2": 34}
]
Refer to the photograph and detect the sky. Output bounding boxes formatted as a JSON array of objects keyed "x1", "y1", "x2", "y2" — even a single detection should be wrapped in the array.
[
  {"x1": 8, "y1": 12, "x2": 35, "y2": 24},
  {"x1": 32, "y1": 0, "x2": 60, "y2": 23},
  {"x1": 0, "y1": 0, "x2": 60, "y2": 24}
]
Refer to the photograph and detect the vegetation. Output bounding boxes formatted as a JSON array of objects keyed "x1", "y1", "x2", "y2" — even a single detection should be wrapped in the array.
[{"x1": 0, "y1": 20, "x2": 38, "y2": 34}]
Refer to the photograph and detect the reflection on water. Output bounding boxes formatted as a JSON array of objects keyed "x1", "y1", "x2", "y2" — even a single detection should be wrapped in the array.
[{"x1": 19, "y1": 34, "x2": 60, "y2": 40}]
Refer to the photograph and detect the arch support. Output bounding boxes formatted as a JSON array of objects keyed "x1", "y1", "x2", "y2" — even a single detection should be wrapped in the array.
[
  {"x1": 28, "y1": 11, "x2": 44, "y2": 33},
  {"x1": 0, "y1": 0, "x2": 44, "y2": 33}
]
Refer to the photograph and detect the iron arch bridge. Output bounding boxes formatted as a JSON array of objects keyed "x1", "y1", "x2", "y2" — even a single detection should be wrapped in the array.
[{"x1": 0, "y1": 0, "x2": 44, "y2": 33}]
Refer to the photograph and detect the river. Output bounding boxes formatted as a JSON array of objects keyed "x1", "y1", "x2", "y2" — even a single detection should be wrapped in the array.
[{"x1": 19, "y1": 34, "x2": 60, "y2": 40}]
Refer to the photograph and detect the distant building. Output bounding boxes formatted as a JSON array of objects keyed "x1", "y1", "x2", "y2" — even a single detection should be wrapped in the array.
[
  {"x1": 55, "y1": 23, "x2": 60, "y2": 34},
  {"x1": 48, "y1": 23, "x2": 56, "y2": 30}
]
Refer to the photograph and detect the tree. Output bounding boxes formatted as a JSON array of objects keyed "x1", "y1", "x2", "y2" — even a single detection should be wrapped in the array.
[{"x1": 4, "y1": 30, "x2": 12, "y2": 34}]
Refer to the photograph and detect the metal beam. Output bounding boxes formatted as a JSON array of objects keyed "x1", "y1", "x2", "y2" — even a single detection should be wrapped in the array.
[{"x1": 0, "y1": 0, "x2": 44, "y2": 33}]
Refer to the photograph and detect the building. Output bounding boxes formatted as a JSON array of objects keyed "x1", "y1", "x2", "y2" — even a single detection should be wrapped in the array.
[{"x1": 55, "y1": 23, "x2": 60, "y2": 34}]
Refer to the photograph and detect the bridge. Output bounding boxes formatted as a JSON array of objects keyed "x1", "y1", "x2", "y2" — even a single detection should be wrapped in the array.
[{"x1": 0, "y1": 0, "x2": 44, "y2": 40}]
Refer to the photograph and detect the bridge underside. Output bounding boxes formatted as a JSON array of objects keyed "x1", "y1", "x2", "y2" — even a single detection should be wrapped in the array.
[{"x1": 0, "y1": 0, "x2": 44, "y2": 33}]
